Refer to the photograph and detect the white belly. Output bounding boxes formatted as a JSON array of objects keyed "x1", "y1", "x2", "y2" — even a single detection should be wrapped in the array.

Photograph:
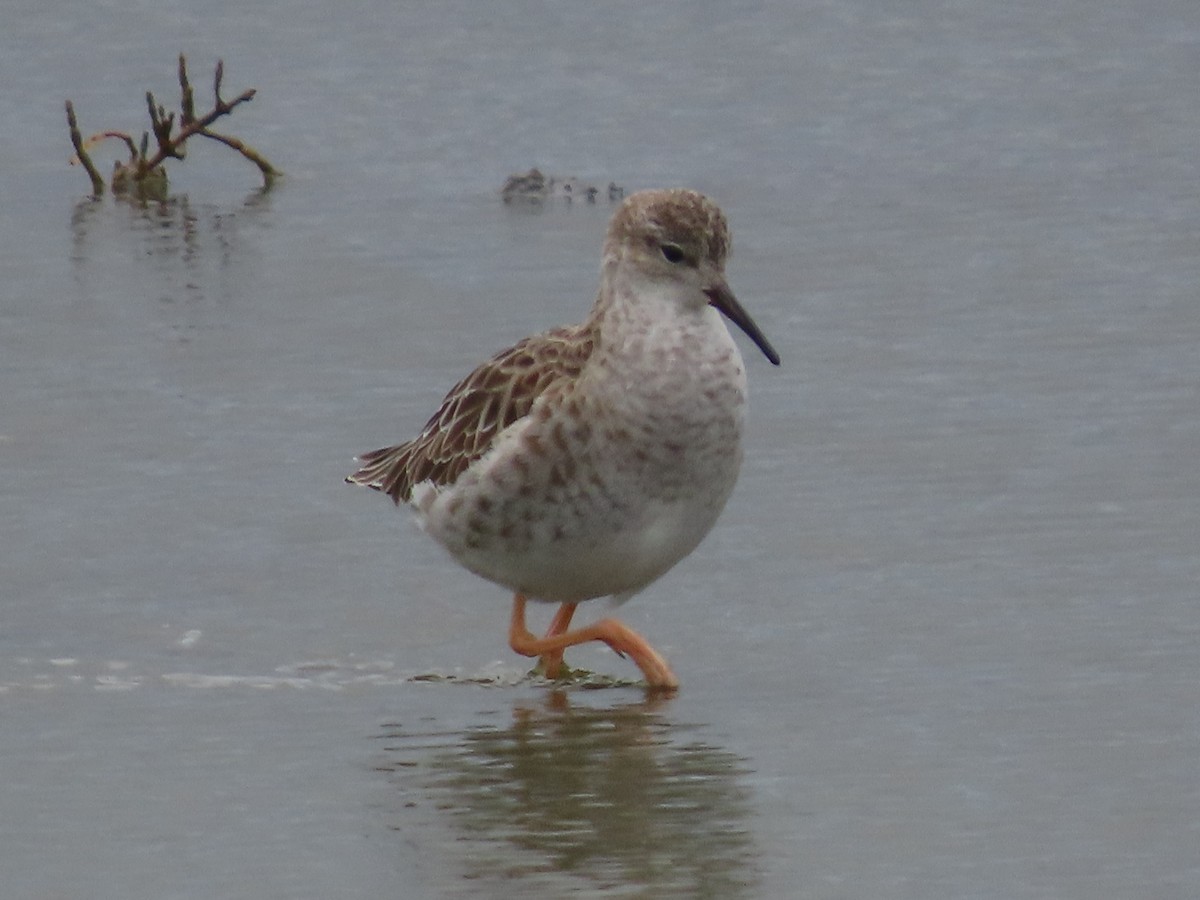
[{"x1": 413, "y1": 303, "x2": 749, "y2": 603}]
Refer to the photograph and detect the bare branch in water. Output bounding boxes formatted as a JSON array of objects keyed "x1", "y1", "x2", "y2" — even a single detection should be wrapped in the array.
[
  {"x1": 197, "y1": 129, "x2": 281, "y2": 183},
  {"x1": 179, "y1": 53, "x2": 196, "y2": 126},
  {"x1": 65, "y1": 100, "x2": 105, "y2": 197},
  {"x1": 65, "y1": 54, "x2": 280, "y2": 197}
]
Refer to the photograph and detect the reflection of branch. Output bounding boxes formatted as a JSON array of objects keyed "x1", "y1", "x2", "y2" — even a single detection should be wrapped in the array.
[
  {"x1": 65, "y1": 101, "x2": 105, "y2": 197},
  {"x1": 65, "y1": 54, "x2": 280, "y2": 198}
]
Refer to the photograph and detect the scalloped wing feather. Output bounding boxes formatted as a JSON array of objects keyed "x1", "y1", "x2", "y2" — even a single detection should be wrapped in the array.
[{"x1": 346, "y1": 324, "x2": 593, "y2": 504}]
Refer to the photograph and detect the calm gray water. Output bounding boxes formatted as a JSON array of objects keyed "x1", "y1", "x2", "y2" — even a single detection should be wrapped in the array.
[{"x1": 3, "y1": 1, "x2": 1198, "y2": 897}]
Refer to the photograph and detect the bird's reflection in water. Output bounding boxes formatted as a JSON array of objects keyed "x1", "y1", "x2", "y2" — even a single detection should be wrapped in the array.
[{"x1": 375, "y1": 689, "x2": 760, "y2": 897}]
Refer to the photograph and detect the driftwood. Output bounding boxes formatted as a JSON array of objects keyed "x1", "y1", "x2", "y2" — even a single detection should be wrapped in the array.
[{"x1": 67, "y1": 55, "x2": 279, "y2": 199}]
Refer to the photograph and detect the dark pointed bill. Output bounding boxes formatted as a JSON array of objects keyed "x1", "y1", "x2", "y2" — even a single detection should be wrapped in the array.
[{"x1": 705, "y1": 283, "x2": 781, "y2": 366}]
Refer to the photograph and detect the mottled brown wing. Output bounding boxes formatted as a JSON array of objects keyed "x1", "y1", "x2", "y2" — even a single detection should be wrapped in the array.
[{"x1": 346, "y1": 324, "x2": 593, "y2": 504}]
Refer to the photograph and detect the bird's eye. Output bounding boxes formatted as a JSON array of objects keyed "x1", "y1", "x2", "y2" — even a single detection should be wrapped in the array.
[{"x1": 660, "y1": 242, "x2": 685, "y2": 264}]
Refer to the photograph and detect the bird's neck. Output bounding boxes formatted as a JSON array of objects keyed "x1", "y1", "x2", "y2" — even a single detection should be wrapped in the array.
[{"x1": 580, "y1": 267, "x2": 747, "y2": 425}]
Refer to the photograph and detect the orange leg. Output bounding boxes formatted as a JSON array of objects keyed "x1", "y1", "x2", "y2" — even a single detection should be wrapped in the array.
[
  {"x1": 538, "y1": 602, "x2": 578, "y2": 679},
  {"x1": 508, "y1": 593, "x2": 679, "y2": 690}
]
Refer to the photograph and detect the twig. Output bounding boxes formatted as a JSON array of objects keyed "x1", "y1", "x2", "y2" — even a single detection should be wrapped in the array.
[
  {"x1": 198, "y1": 130, "x2": 281, "y2": 182},
  {"x1": 145, "y1": 91, "x2": 180, "y2": 165},
  {"x1": 65, "y1": 101, "x2": 105, "y2": 197},
  {"x1": 102, "y1": 131, "x2": 139, "y2": 162},
  {"x1": 137, "y1": 81, "x2": 256, "y2": 175},
  {"x1": 179, "y1": 53, "x2": 196, "y2": 126}
]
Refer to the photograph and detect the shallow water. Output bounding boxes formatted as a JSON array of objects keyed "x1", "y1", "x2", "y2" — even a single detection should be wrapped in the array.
[{"x1": 3, "y1": 1, "x2": 1199, "y2": 897}]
